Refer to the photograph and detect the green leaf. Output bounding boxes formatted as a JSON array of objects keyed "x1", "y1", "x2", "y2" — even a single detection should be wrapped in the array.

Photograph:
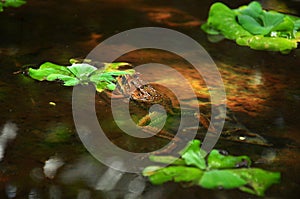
[
  {"x1": 39, "y1": 62, "x2": 71, "y2": 72},
  {"x1": 27, "y1": 60, "x2": 134, "y2": 92},
  {"x1": 46, "y1": 74, "x2": 80, "y2": 86},
  {"x1": 180, "y1": 140, "x2": 207, "y2": 170},
  {"x1": 89, "y1": 72, "x2": 115, "y2": 83},
  {"x1": 95, "y1": 81, "x2": 110, "y2": 92},
  {"x1": 143, "y1": 166, "x2": 203, "y2": 185},
  {"x1": 67, "y1": 63, "x2": 97, "y2": 79},
  {"x1": 202, "y1": 1, "x2": 300, "y2": 53},
  {"x1": 261, "y1": 11, "x2": 284, "y2": 29},
  {"x1": 271, "y1": 16, "x2": 295, "y2": 38},
  {"x1": 201, "y1": 23, "x2": 220, "y2": 35},
  {"x1": 143, "y1": 139, "x2": 281, "y2": 196},
  {"x1": 236, "y1": 36, "x2": 297, "y2": 53},
  {"x1": 106, "y1": 83, "x2": 116, "y2": 91},
  {"x1": 202, "y1": 2, "x2": 252, "y2": 40},
  {"x1": 295, "y1": 19, "x2": 300, "y2": 31},
  {"x1": 207, "y1": 149, "x2": 251, "y2": 169},
  {"x1": 28, "y1": 62, "x2": 72, "y2": 81},
  {"x1": 199, "y1": 170, "x2": 247, "y2": 189},
  {"x1": 231, "y1": 168, "x2": 280, "y2": 196},
  {"x1": 235, "y1": 1, "x2": 263, "y2": 19},
  {"x1": 236, "y1": 2, "x2": 285, "y2": 35},
  {"x1": 2, "y1": 0, "x2": 26, "y2": 8},
  {"x1": 237, "y1": 14, "x2": 272, "y2": 35},
  {"x1": 149, "y1": 155, "x2": 186, "y2": 165},
  {"x1": 89, "y1": 68, "x2": 134, "y2": 85}
]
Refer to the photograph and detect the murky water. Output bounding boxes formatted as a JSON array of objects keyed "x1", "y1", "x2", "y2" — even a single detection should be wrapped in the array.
[{"x1": 0, "y1": 0, "x2": 300, "y2": 198}]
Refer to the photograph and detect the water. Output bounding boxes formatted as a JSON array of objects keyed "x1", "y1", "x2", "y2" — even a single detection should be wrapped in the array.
[{"x1": 0, "y1": 0, "x2": 300, "y2": 198}]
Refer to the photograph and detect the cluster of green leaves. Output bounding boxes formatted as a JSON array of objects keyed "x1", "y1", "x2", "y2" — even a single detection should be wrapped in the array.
[
  {"x1": 201, "y1": 1, "x2": 300, "y2": 53},
  {"x1": 0, "y1": 0, "x2": 26, "y2": 12},
  {"x1": 28, "y1": 59, "x2": 134, "y2": 92},
  {"x1": 143, "y1": 140, "x2": 280, "y2": 196}
]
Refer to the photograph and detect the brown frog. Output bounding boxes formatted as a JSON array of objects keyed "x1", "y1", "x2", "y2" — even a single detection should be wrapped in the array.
[{"x1": 110, "y1": 73, "x2": 270, "y2": 147}]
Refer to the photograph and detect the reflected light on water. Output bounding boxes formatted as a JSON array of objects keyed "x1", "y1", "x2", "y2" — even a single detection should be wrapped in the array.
[
  {"x1": 57, "y1": 155, "x2": 150, "y2": 198},
  {"x1": 43, "y1": 156, "x2": 64, "y2": 179},
  {"x1": 0, "y1": 122, "x2": 18, "y2": 161},
  {"x1": 5, "y1": 184, "x2": 17, "y2": 199}
]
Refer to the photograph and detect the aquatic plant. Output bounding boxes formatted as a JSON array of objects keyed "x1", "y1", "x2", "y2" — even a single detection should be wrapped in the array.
[
  {"x1": 28, "y1": 60, "x2": 134, "y2": 92},
  {"x1": 143, "y1": 140, "x2": 280, "y2": 196},
  {"x1": 201, "y1": 1, "x2": 300, "y2": 53},
  {"x1": 0, "y1": 0, "x2": 26, "y2": 12}
]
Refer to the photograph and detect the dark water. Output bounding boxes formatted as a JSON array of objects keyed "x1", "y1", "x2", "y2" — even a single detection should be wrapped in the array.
[{"x1": 0, "y1": 0, "x2": 300, "y2": 198}]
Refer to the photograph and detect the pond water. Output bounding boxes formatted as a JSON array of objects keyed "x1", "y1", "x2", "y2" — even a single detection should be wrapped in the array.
[{"x1": 0, "y1": 0, "x2": 300, "y2": 198}]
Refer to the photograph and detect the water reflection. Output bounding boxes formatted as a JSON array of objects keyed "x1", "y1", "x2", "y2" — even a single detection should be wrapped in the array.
[
  {"x1": 43, "y1": 156, "x2": 64, "y2": 179},
  {"x1": 59, "y1": 155, "x2": 146, "y2": 198},
  {"x1": 0, "y1": 122, "x2": 18, "y2": 161},
  {"x1": 5, "y1": 184, "x2": 17, "y2": 199}
]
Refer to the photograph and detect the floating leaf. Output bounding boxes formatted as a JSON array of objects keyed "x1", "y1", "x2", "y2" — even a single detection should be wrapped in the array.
[
  {"x1": 143, "y1": 140, "x2": 280, "y2": 196},
  {"x1": 201, "y1": 2, "x2": 252, "y2": 40},
  {"x1": 199, "y1": 170, "x2": 247, "y2": 189},
  {"x1": 0, "y1": 0, "x2": 26, "y2": 12},
  {"x1": 67, "y1": 63, "x2": 97, "y2": 80},
  {"x1": 236, "y1": 1, "x2": 285, "y2": 35},
  {"x1": 180, "y1": 139, "x2": 207, "y2": 170},
  {"x1": 143, "y1": 166, "x2": 203, "y2": 185},
  {"x1": 207, "y1": 149, "x2": 251, "y2": 169},
  {"x1": 236, "y1": 35, "x2": 297, "y2": 54},
  {"x1": 201, "y1": 1, "x2": 300, "y2": 53},
  {"x1": 149, "y1": 155, "x2": 186, "y2": 165},
  {"x1": 27, "y1": 60, "x2": 134, "y2": 92},
  {"x1": 46, "y1": 74, "x2": 79, "y2": 86},
  {"x1": 28, "y1": 62, "x2": 72, "y2": 81},
  {"x1": 231, "y1": 168, "x2": 280, "y2": 196},
  {"x1": 106, "y1": 83, "x2": 116, "y2": 91}
]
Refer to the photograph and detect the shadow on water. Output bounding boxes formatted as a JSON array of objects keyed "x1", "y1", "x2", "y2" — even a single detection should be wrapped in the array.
[{"x1": 0, "y1": 0, "x2": 300, "y2": 198}]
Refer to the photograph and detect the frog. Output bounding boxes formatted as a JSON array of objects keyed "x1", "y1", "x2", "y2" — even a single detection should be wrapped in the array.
[{"x1": 109, "y1": 73, "x2": 271, "y2": 147}]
